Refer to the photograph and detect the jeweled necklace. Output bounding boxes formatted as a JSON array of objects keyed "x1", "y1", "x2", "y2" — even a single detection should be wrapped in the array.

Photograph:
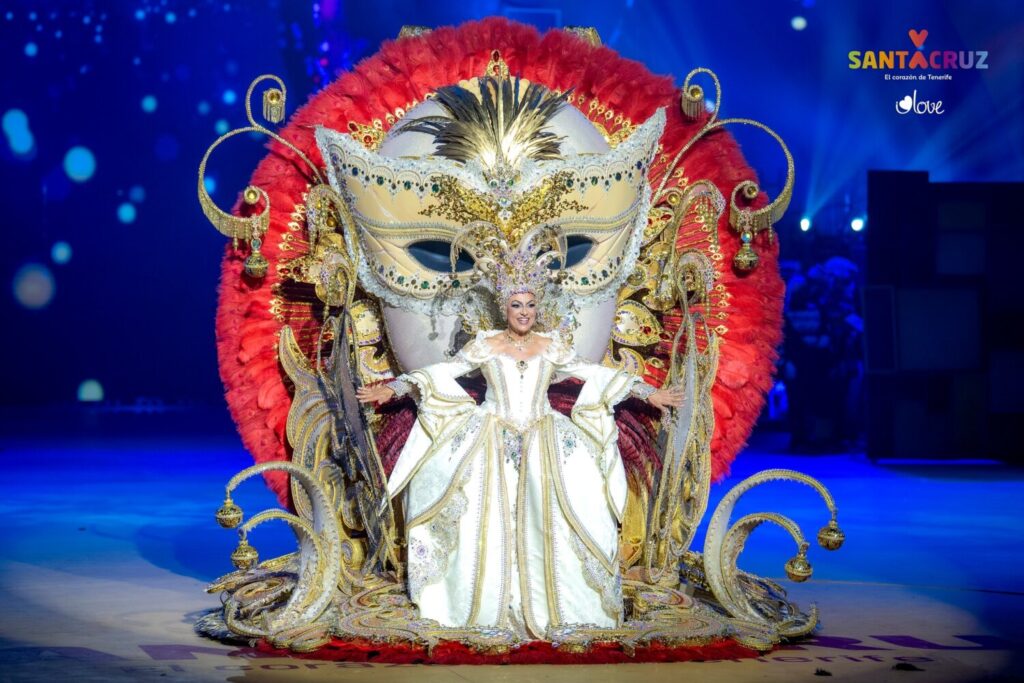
[
  {"x1": 505, "y1": 329, "x2": 534, "y2": 376},
  {"x1": 505, "y1": 329, "x2": 534, "y2": 351}
]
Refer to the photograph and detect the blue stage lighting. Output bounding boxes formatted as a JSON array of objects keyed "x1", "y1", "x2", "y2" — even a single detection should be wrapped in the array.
[
  {"x1": 118, "y1": 202, "x2": 137, "y2": 224},
  {"x1": 851, "y1": 217, "x2": 865, "y2": 232},
  {"x1": 51, "y1": 242, "x2": 72, "y2": 264},
  {"x1": 77, "y1": 379, "x2": 104, "y2": 402},
  {"x1": 64, "y1": 146, "x2": 96, "y2": 182},
  {"x1": 12, "y1": 263, "x2": 55, "y2": 309},
  {"x1": 800, "y1": 217, "x2": 811, "y2": 231}
]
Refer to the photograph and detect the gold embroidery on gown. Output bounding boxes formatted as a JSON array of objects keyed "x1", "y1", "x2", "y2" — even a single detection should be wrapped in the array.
[{"x1": 386, "y1": 329, "x2": 643, "y2": 638}]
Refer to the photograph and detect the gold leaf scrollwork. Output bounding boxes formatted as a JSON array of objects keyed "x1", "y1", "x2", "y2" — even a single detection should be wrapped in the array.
[
  {"x1": 612, "y1": 300, "x2": 664, "y2": 347},
  {"x1": 347, "y1": 119, "x2": 386, "y2": 151},
  {"x1": 653, "y1": 67, "x2": 794, "y2": 272},
  {"x1": 198, "y1": 74, "x2": 325, "y2": 280},
  {"x1": 486, "y1": 49, "x2": 510, "y2": 80}
]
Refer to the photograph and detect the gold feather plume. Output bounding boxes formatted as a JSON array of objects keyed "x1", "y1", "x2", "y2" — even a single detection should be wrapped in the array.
[{"x1": 394, "y1": 76, "x2": 570, "y2": 170}]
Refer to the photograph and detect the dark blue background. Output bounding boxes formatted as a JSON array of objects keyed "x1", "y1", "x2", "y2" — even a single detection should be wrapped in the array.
[{"x1": 2, "y1": 0, "x2": 1021, "y2": 416}]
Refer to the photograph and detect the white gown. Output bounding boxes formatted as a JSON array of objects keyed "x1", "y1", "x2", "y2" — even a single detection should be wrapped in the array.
[{"x1": 386, "y1": 329, "x2": 647, "y2": 638}]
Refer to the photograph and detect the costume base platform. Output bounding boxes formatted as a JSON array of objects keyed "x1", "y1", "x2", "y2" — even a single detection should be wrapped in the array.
[{"x1": 1, "y1": 426, "x2": 1020, "y2": 681}]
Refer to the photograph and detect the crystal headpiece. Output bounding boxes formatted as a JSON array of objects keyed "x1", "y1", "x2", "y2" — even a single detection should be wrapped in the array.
[{"x1": 448, "y1": 223, "x2": 567, "y2": 309}]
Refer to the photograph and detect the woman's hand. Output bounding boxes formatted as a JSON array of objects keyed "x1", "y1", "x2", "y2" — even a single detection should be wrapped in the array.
[
  {"x1": 356, "y1": 384, "x2": 396, "y2": 406},
  {"x1": 648, "y1": 385, "x2": 686, "y2": 413}
]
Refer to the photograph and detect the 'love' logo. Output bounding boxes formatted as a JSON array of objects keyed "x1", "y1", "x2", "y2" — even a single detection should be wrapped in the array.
[{"x1": 908, "y1": 29, "x2": 928, "y2": 48}]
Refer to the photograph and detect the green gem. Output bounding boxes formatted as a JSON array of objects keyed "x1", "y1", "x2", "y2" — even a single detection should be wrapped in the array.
[
  {"x1": 421, "y1": 281, "x2": 430, "y2": 289},
  {"x1": 397, "y1": 276, "x2": 405, "y2": 284},
  {"x1": 431, "y1": 183, "x2": 440, "y2": 193}
]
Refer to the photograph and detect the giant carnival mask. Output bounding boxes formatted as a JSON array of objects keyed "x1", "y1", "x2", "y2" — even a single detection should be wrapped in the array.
[{"x1": 315, "y1": 76, "x2": 664, "y2": 369}]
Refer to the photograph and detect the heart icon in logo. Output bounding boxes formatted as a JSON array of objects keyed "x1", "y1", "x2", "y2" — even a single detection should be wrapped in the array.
[
  {"x1": 896, "y1": 95, "x2": 913, "y2": 113},
  {"x1": 908, "y1": 29, "x2": 928, "y2": 48}
]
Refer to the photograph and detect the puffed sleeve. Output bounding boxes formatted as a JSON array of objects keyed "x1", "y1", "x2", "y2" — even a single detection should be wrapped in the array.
[
  {"x1": 386, "y1": 352, "x2": 477, "y2": 401},
  {"x1": 548, "y1": 333, "x2": 650, "y2": 522},
  {"x1": 385, "y1": 336, "x2": 487, "y2": 499}
]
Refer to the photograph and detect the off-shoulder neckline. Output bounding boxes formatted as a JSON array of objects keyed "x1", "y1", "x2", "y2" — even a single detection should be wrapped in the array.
[{"x1": 472, "y1": 329, "x2": 571, "y2": 365}]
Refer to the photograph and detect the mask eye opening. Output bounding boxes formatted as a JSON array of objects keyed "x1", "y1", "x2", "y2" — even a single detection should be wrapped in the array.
[
  {"x1": 408, "y1": 240, "x2": 475, "y2": 272},
  {"x1": 555, "y1": 235, "x2": 594, "y2": 269}
]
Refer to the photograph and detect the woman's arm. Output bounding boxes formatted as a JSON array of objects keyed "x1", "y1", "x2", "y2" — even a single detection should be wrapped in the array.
[
  {"x1": 356, "y1": 349, "x2": 478, "y2": 406},
  {"x1": 556, "y1": 353, "x2": 684, "y2": 411}
]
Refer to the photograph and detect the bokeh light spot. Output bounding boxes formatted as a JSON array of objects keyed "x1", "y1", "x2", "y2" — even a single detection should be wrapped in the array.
[
  {"x1": 64, "y1": 146, "x2": 96, "y2": 182},
  {"x1": 12, "y1": 263, "x2": 55, "y2": 309},
  {"x1": 24, "y1": 42, "x2": 38, "y2": 57},
  {"x1": 51, "y1": 241, "x2": 72, "y2": 264},
  {"x1": 214, "y1": 119, "x2": 229, "y2": 135},
  {"x1": 204, "y1": 176, "x2": 217, "y2": 194},
  {"x1": 791, "y1": 16, "x2": 808, "y2": 31},
  {"x1": 129, "y1": 185, "x2": 146, "y2": 203},
  {"x1": 141, "y1": 95, "x2": 158, "y2": 113},
  {"x1": 2, "y1": 109, "x2": 34, "y2": 156},
  {"x1": 222, "y1": 89, "x2": 236, "y2": 105},
  {"x1": 117, "y1": 202, "x2": 137, "y2": 224},
  {"x1": 197, "y1": 100, "x2": 210, "y2": 115},
  {"x1": 77, "y1": 380, "x2": 104, "y2": 402}
]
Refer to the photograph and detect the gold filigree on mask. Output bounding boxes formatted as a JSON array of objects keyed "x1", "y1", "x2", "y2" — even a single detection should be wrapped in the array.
[{"x1": 422, "y1": 171, "x2": 588, "y2": 244}]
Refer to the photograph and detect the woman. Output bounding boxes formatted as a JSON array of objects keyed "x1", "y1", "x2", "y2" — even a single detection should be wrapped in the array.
[{"x1": 357, "y1": 285, "x2": 684, "y2": 639}]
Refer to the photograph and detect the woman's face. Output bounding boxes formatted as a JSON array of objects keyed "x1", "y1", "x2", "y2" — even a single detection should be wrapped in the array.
[{"x1": 505, "y1": 292, "x2": 538, "y2": 335}]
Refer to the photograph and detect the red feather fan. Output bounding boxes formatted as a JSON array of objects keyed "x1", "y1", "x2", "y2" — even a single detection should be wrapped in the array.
[{"x1": 215, "y1": 17, "x2": 783, "y2": 508}]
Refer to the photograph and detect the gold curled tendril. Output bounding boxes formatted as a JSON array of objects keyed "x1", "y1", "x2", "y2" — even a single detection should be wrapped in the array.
[
  {"x1": 702, "y1": 468, "x2": 842, "y2": 635},
  {"x1": 197, "y1": 74, "x2": 325, "y2": 245},
  {"x1": 653, "y1": 68, "x2": 794, "y2": 270},
  {"x1": 217, "y1": 461, "x2": 343, "y2": 639}
]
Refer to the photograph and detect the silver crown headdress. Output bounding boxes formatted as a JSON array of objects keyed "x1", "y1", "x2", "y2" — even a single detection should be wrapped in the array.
[{"x1": 447, "y1": 222, "x2": 568, "y2": 309}]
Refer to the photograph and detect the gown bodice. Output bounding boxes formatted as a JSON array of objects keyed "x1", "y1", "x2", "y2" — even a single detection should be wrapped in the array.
[{"x1": 477, "y1": 353, "x2": 558, "y2": 431}]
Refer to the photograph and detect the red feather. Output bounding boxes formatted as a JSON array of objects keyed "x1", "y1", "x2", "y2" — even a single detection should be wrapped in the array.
[{"x1": 214, "y1": 17, "x2": 784, "y2": 506}]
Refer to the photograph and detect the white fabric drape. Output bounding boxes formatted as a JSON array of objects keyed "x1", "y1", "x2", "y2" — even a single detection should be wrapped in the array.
[{"x1": 386, "y1": 329, "x2": 643, "y2": 638}]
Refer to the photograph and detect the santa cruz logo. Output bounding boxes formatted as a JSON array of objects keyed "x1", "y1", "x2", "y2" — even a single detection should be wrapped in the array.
[
  {"x1": 849, "y1": 28, "x2": 988, "y2": 72},
  {"x1": 895, "y1": 90, "x2": 944, "y2": 115}
]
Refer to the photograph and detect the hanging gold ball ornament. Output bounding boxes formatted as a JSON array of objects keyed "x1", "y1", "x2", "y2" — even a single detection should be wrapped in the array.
[
  {"x1": 231, "y1": 537, "x2": 259, "y2": 570},
  {"x1": 262, "y1": 88, "x2": 285, "y2": 124},
  {"x1": 243, "y1": 186, "x2": 262, "y2": 205},
  {"x1": 817, "y1": 520, "x2": 845, "y2": 551},
  {"x1": 243, "y1": 237, "x2": 268, "y2": 279},
  {"x1": 784, "y1": 551, "x2": 813, "y2": 582},
  {"x1": 215, "y1": 497, "x2": 243, "y2": 529},
  {"x1": 733, "y1": 231, "x2": 760, "y2": 271}
]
